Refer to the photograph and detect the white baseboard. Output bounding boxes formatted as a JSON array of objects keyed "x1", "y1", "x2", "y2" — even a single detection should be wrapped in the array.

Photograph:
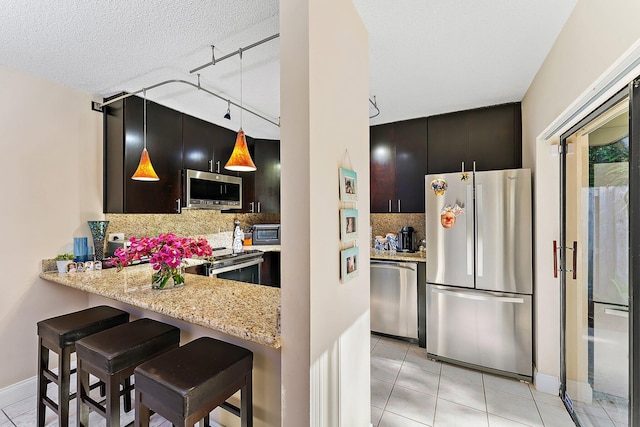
[
  {"x1": 0, "y1": 376, "x2": 36, "y2": 409},
  {"x1": 533, "y1": 369, "x2": 560, "y2": 395},
  {"x1": 567, "y1": 379, "x2": 593, "y2": 405}
]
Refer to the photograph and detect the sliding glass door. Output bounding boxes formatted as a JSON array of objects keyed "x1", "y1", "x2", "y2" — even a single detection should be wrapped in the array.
[{"x1": 560, "y1": 88, "x2": 631, "y2": 426}]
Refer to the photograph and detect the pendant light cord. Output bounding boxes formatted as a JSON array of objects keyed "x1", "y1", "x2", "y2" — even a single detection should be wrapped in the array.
[
  {"x1": 239, "y1": 48, "x2": 243, "y2": 130},
  {"x1": 143, "y1": 88, "x2": 147, "y2": 150}
]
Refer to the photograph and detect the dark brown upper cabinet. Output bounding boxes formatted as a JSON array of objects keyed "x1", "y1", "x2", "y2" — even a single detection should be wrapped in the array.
[
  {"x1": 182, "y1": 114, "x2": 236, "y2": 174},
  {"x1": 234, "y1": 138, "x2": 280, "y2": 214},
  {"x1": 105, "y1": 95, "x2": 280, "y2": 214},
  {"x1": 427, "y1": 103, "x2": 522, "y2": 174},
  {"x1": 370, "y1": 118, "x2": 428, "y2": 213},
  {"x1": 104, "y1": 96, "x2": 183, "y2": 214}
]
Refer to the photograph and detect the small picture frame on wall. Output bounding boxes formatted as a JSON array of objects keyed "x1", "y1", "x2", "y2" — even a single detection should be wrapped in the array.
[
  {"x1": 340, "y1": 246, "x2": 359, "y2": 282},
  {"x1": 339, "y1": 167, "x2": 358, "y2": 202},
  {"x1": 340, "y1": 209, "x2": 359, "y2": 242}
]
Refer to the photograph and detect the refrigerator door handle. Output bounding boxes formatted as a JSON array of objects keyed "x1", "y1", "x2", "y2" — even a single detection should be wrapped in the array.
[
  {"x1": 604, "y1": 307, "x2": 629, "y2": 318},
  {"x1": 476, "y1": 183, "x2": 483, "y2": 277},
  {"x1": 467, "y1": 184, "x2": 474, "y2": 276},
  {"x1": 432, "y1": 287, "x2": 524, "y2": 304}
]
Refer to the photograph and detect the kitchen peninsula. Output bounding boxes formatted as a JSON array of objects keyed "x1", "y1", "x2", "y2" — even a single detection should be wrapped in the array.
[
  {"x1": 40, "y1": 264, "x2": 280, "y2": 346},
  {"x1": 39, "y1": 264, "x2": 282, "y2": 426}
]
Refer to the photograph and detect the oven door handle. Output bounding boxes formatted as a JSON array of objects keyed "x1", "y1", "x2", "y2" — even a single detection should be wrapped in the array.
[{"x1": 208, "y1": 258, "x2": 263, "y2": 276}]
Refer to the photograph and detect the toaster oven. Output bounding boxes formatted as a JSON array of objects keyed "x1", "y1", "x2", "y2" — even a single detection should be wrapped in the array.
[{"x1": 252, "y1": 224, "x2": 281, "y2": 245}]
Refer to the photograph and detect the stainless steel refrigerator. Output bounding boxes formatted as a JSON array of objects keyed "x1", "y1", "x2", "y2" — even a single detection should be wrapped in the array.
[{"x1": 425, "y1": 168, "x2": 533, "y2": 379}]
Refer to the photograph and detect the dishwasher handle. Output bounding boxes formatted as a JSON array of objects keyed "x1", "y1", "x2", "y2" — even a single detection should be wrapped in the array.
[{"x1": 371, "y1": 261, "x2": 417, "y2": 272}]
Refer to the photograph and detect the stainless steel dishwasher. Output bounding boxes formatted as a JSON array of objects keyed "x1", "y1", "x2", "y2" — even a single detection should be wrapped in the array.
[{"x1": 370, "y1": 260, "x2": 418, "y2": 340}]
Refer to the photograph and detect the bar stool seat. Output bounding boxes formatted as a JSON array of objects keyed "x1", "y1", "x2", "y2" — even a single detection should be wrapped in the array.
[
  {"x1": 76, "y1": 318, "x2": 180, "y2": 426},
  {"x1": 134, "y1": 336, "x2": 253, "y2": 427},
  {"x1": 37, "y1": 305, "x2": 130, "y2": 427}
]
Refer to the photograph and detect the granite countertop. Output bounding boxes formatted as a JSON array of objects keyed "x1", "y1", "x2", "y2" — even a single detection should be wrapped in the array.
[
  {"x1": 39, "y1": 264, "x2": 281, "y2": 349},
  {"x1": 370, "y1": 248, "x2": 426, "y2": 263}
]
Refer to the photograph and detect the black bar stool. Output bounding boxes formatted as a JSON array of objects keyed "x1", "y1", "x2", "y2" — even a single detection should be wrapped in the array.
[
  {"x1": 37, "y1": 305, "x2": 130, "y2": 427},
  {"x1": 134, "y1": 336, "x2": 253, "y2": 427},
  {"x1": 75, "y1": 318, "x2": 180, "y2": 426}
]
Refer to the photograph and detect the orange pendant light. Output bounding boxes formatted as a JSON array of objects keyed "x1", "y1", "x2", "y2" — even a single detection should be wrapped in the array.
[
  {"x1": 132, "y1": 148, "x2": 160, "y2": 180},
  {"x1": 224, "y1": 48, "x2": 257, "y2": 172},
  {"x1": 225, "y1": 129, "x2": 256, "y2": 171},
  {"x1": 132, "y1": 89, "x2": 160, "y2": 181}
]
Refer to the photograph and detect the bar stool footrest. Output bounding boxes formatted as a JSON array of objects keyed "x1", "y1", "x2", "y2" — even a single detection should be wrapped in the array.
[{"x1": 220, "y1": 402, "x2": 240, "y2": 418}]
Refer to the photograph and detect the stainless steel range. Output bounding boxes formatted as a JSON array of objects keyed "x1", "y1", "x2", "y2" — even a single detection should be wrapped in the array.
[{"x1": 188, "y1": 248, "x2": 264, "y2": 285}]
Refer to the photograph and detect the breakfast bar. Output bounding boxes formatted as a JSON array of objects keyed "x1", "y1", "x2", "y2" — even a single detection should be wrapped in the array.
[{"x1": 39, "y1": 264, "x2": 282, "y2": 427}]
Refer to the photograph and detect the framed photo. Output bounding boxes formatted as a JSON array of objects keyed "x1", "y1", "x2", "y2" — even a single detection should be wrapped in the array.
[
  {"x1": 339, "y1": 167, "x2": 358, "y2": 201},
  {"x1": 340, "y1": 246, "x2": 359, "y2": 282},
  {"x1": 340, "y1": 209, "x2": 359, "y2": 242}
]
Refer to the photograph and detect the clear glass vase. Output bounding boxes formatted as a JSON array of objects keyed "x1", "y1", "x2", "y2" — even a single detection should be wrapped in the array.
[{"x1": 151, "y1": 265, "x2": 185, "y2": 290}]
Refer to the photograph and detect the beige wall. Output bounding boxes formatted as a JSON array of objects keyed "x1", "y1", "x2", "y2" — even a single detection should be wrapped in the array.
[
  {"x1": 280, "y1": 0, "x2": 370, "y2": 424},
  {"x1": 522, "y1": 0, "x2": 640, "y2": 389},
  {"x1": 0, "y1": 65, "x2": 102, "y2": 388}
]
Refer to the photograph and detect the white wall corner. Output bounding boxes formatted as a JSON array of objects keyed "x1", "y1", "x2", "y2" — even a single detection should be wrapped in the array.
[{"x1": 533, "y1": 368, "x2": 560, "y2": 395}]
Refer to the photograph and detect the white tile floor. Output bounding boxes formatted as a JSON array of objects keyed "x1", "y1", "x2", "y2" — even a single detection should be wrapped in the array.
[
  {"x1": 371, "y1": 334, "x2": 577, "y2": 427},
  {"x1": 0, "y1": 373, "x2": 230, "y2": 427},
  {"x1": 0, "y1": 336, "x2": 605, "y2": 427},
  {"x1": 572, "y1": 396, "x2": 629, "y2": 427}
]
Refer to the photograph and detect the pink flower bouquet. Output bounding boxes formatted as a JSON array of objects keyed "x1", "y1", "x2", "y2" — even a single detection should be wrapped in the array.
[{"x1": 114, "y1": 233, "x2": 212, "y2": 289}]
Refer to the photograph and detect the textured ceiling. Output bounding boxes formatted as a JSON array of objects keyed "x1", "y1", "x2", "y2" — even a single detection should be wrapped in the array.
[{"x1": 0, "y1": 1, "x2": 576, "y2": 140}]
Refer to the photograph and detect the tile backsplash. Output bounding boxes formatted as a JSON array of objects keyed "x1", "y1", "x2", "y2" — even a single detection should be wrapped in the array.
[
  {"x1": 370, "y1": 213, "x2": 425, "y2": 247},
  {"x1": 105, "y1": 211, "x2": 280, "y2": 239}
]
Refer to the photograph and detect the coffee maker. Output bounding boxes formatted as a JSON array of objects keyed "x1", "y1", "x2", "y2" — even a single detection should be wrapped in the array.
[{"x1": 399, "y1": 226, "x2": 416, "y2": 252}]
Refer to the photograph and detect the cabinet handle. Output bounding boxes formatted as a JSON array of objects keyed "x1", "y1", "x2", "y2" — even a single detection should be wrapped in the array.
[
  {"x1": 398, "y1": 199, "x2": 401, "y2": 213},
  {"x1": 257, "y1": 201, "x2": 261, "y2": 213},
  {"x1": 176, "y1": 198, "x2": 181, "y2": 214},
  {"x1": 208, "y1": 159, "x2": 213, "y2": 173},
  {"x1": 250, "y1": 201, "x2": 255, "y2": 213},
  {"x1": 216, "y1": 160, "x2": 221, "y2": 173},
  {"x1": 388, "y1": 200, "x2": 392, "y2": 213}
]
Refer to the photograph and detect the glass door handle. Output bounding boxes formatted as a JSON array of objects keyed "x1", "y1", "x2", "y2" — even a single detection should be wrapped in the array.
[
  {"x1": 571, "y1": 241, "x2": 577, "y2": 280},
  {"x1": 554, "y1": 240, "x2": 577, "y2": 280},
  {"x1": 553, "y1": 240, "x2": 558, "y2": 278}
]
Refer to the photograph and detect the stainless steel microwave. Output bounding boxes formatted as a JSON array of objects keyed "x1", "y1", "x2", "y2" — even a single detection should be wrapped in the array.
[
  {"x1": 252, "y1": 224, "x2": 281, "y2": 245},
  {"x1": 183, "y1": 169, "x2": 242, "y2": 210}
]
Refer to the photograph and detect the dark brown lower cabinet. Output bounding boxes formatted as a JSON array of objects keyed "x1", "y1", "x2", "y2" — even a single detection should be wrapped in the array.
[{"x1": 260, "y1": 251, "x2": 281, "y2": 287}]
